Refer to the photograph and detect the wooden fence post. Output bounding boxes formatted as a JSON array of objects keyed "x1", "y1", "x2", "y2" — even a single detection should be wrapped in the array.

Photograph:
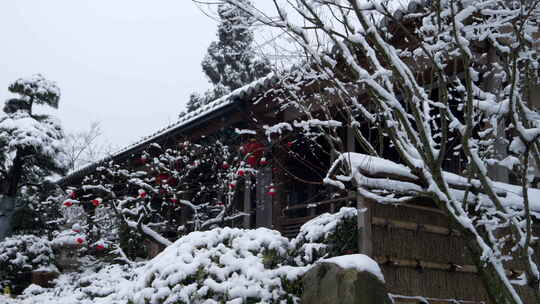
[
  {"x1": 357, "y1": 194, "x2": 373, "y2": 256},
  {"x1": 244, "y1": 179, "x2": 251, "y2": 228}
]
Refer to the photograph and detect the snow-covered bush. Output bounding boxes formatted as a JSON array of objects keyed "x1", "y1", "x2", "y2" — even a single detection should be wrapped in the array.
[
  {"x1": 0, "y1": 235, "x2": 55, "y2": 292},
  {"x1": 291, "y1": 207, "x2": 357, "y2": 265},
  {"x1": 2, "y1": 208, "x2": 367, "y2": 303},
  {"x1": 12, "y1": 262, "x2": 141, "y2": 304},
  {"x1": 130, "y1": 227, "x2": 307, "y2": 304},
  {"x1": 0, "y1": 295, "x2": 17, "y2": 304}
]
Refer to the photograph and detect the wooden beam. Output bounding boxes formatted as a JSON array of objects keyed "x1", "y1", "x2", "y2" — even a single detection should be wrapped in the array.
[
  {"x1": 374, "y1": 256, "x2": 477, "y2": 274},
  {"x1": 372, "y1": 217, "x2": 461, "y2": 237},
  {"x1": 400, "y1": 203, "x2": 446, "y2": 215},
  {"x1": 374, "y1": 256, "x2": 523, "y2": 279},
  {"x1": 390, "y1": 294, "x2": 485, "y2": 304}
]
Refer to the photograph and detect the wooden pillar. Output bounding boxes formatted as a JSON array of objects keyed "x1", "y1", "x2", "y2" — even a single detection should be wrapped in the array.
[
  {"x1": 482, "y1": 45, "x2": 509, "y2": 183},
  {"x1": 357, "y1": 194, "x2": 373, "y2": 256},
  {"x1": 308, "y1": 204, "x2": 316, "y2": 217},
  {"x1": 243, "y1": 179, "x2": 251, "y2": 228},
  {"x1": 347, "y1": 126, "x2": 355, "y2": 152},
  {"x1": 256, "y1": 168, "x2": 273, "y2": 228}
]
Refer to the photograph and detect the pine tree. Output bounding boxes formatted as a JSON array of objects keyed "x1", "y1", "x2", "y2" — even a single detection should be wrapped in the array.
[
  {"x1": 0, "y1": 74, "x2": 67, "y2": 240},
  {"x1": 184, "y1": 0, "x2": 271, "y2": 113}
]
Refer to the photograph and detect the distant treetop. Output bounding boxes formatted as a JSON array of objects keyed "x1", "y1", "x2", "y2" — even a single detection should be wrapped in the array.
[{"x1": 184, "y1": 0, "x2": 271, "y2": 114}]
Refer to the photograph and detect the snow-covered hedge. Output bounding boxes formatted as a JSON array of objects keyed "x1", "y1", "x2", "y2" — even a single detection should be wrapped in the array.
[
  {"x1": 291, "y1": 207, "x2": 358, "y2": 265},
  {"x1": 10, "y1": 262, "x2": 139, "y2": 304},
  {"x1": 129, "y1": 208, "x2": 358, "y2": 303},
  {"x1": 4, "y1": 207, "x2": 366, "y2": 304},
  {"x1": 0, "y1": 235, "x2": 55, "y2": 292},
  {"x1": 130, "y1": 227, "x2": 307, "y2": 304}
]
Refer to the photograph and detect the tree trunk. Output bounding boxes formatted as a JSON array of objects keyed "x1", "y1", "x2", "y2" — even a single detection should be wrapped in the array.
[
  {"x1": 463, "y1": 234, "x2": 520, "y2": 304},
  {"x1": 0, "y1": 150, "x2": 27, "y2": 241},
  {"x1": 0, "y1": 196, "x2": 16, "y2": 241}
]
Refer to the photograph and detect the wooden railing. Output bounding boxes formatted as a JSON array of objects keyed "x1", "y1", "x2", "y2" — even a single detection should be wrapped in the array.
[{"x1": 283, "y1": 196, "x2": 355, "y2": 214}]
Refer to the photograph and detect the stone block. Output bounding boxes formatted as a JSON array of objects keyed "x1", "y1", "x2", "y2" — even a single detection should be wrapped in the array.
[{"x1": 302, "y1": 262, "x2": 392, "y2": 304}]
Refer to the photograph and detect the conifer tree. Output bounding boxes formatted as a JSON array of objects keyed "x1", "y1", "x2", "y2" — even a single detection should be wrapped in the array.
[
  {"x1": 0, "y1": 74, "x2": 67, "y2": 240},
  {"x1": 185, "y1": 0, "x2": 271, "y2": 113}
]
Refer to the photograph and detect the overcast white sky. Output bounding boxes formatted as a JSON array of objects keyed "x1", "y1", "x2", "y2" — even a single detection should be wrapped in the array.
[{"x1": 0, "y1": 0, "x2": 277, "y2": 151}]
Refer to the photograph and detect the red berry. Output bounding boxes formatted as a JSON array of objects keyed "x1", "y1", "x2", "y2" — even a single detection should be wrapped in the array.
[
  {"x1": 91, "y1": 199, "x2": 101, "y2": 207},
  {"x1": 237, "y1": 170, "x2": 245, "y2": 177},
  {"x1": 247, "y1": 155, "x2": 257, "y2": 167},
  {"x1": 70, "y1": 192, "x2": 77, "y2": 199},
  {"x1": 229, "y1": 183, "x2": 236, "y2": 189},
  {"x1": 287, "y1": 141, "x2": 293, "y2": 148},
  {"x1": 63, "y1": 201, "x2": 73, "y2": 207},
  {"x1": 171, "y1": 198, "x2": 178, "y2": 204},
  {"x1": 139, "y1": 190, "x2": 147, "y2": 198},
  {"x1": 167, "y1": 177, "x2": 179, "y2": 186},
  {"x1": 156, "y1": 173, "x2": 169, "y2": 183},
  {"x1": 96, "y1": 244, "x2": 105, "y2": 251},
  {"x1": 222, "y1": 162, "x2": 230, "y2": 169},
  {"x1": 76, "y1": 238, "x2": 85, "y2": 244},
  {"x1": 267, "y1": 187, "x2": 277, "y2": 196},
  {"x1": 260, "y1": 158, "x2": 268, "y2": 165}
]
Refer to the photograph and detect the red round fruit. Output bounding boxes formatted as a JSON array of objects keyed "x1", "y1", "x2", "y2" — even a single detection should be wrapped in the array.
[
  {"x1": 156, "y1": 173, "x2": 170, "y2": 184},
  {"x1": 247, "y1": 155, "x2": 257, "y2": 167},
  {"x1": 267, "y1": 187, "x2": 277, "y2": 196},
  {"x1": 76, "y1": 238, "x2": 85, "y2": 244}
]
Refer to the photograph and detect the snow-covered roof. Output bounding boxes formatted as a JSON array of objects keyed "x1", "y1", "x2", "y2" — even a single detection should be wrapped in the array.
[
  {"x1": 115, "y1": 72, "x2": 277, "y2": 156},
  {"x1": 327, "y1": 152, "x2": 540, "y2": 214},
  {"x1": 58, "y1": 73, "x2": 278, "y2": 185}
]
